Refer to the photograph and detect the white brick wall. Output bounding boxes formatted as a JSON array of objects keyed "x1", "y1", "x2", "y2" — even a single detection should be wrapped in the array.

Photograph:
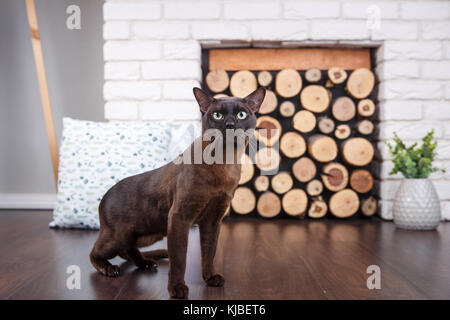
[{"x1": 103, "y1": 0, "x2": 450, "y2": 220}]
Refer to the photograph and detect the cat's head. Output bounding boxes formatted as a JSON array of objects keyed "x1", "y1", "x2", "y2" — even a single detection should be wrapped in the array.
[{"x1": 193, "y1": 87, "x2": 266, "y2": 136}]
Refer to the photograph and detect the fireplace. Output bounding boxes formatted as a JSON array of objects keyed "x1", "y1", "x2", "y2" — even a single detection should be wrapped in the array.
[
  {"x1": 201, "y1": 48, "x2": 379, "y2": 219},
  {"x1": 102, "y1": 0, "x2": 450, "y2": 221}
]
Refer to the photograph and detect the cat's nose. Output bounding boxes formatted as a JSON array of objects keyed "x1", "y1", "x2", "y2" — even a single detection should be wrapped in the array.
[{"x1": 225, "y1": 121, "x2": 235, "y2": 129}]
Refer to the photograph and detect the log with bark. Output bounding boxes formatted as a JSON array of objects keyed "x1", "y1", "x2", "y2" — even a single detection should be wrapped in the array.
[
  {"x1": 275, "y1": 68, "x2": 302, "y2": 98},
  {"x1": 292, "y1": 156, "x2": 316, "y2": 183},
  {"x1": 342, "y1": 137, "x2": 374, "y2": 166},
  {"x1": 357, "y1": 99, "x2": 375, "y2": 117},
  {"x1": 280, "y1": 131, "x2": 306, "y2": 158},
  {"x1": 230, "y1": 70, "x2": 257, "y2": 98},
  {"x1": 300, "y1": 85, "x2": 330, "y2": 113},
  {"x1": 335, "y1": 124, "x2": 351, "y2": 139},
  {"x1": 293, "y1": 110, "x2": 316, "y2": 133},
  {"x1": 206, "y1": 69, "x2": 230, "y2": 93},
  {"x1": 361, "y1": 196, "x2": 377, "y2": 217},
  {"x1": 257, "y1": 191, "x2": 281, "y2": 218},
  {"x1": 282, "y1": 189, "x2": 308, "y2": 217},
  {"x1": 321, "y1": 162, "x2": 349, "y2": 192},
  {"x1": 329, "y1": 189, "x2": 360, "y2": 218},
  {"x1": 308, "y1": 134, "x2": 338, "y2": 162},
  {"x1": 308, "y1": 197, "x2": 328, "y2": 218},
  {"x1": 231, "y1": 186, "x2": 256, "y2": 214},
  {"x1": 328, "y1": 67, "x2": 347, "y2": 85}
]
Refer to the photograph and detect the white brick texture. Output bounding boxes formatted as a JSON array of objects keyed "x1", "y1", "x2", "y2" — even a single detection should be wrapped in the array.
[
  {"x1": 103, "y1": 0, "x2": 450, "y2": 221},
  {"x1": 224, "y1": 3, "x2": 280, "y2": 20},
  {"x1": 284, "y1": 2, "x2": 340, "y2": 19},
  {"x1": 103, "y1": 2, "x2": 160, "y2": 20}
]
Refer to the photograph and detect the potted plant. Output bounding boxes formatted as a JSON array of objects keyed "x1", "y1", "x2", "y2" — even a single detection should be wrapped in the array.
[{"x1": 387, "y1": 130, "x2": 445, "y2": 230}]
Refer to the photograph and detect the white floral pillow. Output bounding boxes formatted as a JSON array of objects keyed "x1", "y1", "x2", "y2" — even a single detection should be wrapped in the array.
[{"x1": 50, "y1": 118, "x2": 171, "y2": 229}]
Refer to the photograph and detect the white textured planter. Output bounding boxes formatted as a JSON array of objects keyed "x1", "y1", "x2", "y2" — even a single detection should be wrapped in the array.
[{"x1": 393, "y1": 179, "x2": 441, "y2": 230}]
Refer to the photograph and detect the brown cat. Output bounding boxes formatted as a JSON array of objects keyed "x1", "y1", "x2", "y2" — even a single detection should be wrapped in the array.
[{"x1": 89, "y1": 87, "x2": 266, "y2": 299}]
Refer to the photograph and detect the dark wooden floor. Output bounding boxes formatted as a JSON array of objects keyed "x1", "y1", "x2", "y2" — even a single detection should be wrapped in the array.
[{"x1": 1, "y1": 210, "x2": 449, "y2": 300}]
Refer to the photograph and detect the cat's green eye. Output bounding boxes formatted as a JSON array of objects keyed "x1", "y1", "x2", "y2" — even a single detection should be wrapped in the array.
[
  {"x1": 237, "y1": 111, "x2": 247, "y2": 120},
  {"x1": 212, "y1": 112, "x2": 223, "y2": 120}
]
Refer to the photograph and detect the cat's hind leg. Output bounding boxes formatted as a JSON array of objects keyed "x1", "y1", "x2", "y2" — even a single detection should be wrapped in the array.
[{"x1": 90, "y1": 233, "x2": 121, "y2": 277}]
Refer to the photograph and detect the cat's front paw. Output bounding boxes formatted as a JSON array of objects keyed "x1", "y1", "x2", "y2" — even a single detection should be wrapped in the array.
[
  {"x1": 169, "y1": 282, "x2": 189, "y2": 299},
  {"x1": 138, "y1": 259, "x2": 158, "y2": 271},
  {"x1": 205, "y1": 274, "x2": 224, "y2": 287},
  {"x1": 105, "y1": 265, "x2": 121, "y2": 277}
]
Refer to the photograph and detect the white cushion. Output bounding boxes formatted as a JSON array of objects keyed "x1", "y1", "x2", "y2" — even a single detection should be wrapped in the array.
[{"x1": 50, "y1": 118, "x2": 171, "y2": 229}]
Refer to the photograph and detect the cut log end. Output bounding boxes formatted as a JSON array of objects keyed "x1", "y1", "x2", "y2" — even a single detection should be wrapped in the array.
[
  {"x1": 255, "y1": 116, "x2": 282, "y2": 146},
  {"x1": 342, "y1": 137, "x2": 374, "y2": 167},
  {"x1": 271, "y1": 172, "x2": 294, "y2": 194},
  {"x1": 231, "y1": 187, "x2": 256, "y2": 215},
  {"x1": 257, "y1": 192, "x2": 281, "y2": 218},
  {"x1": 259, "y1": 90, "x2": 278, "y2": 114},
  {"x1": 206, "y1": 69, "x2": 230, "y2": 93},
  {"x1": 300, "y1": 85, "x2": 330, "y2": 113},
  {"x1": 280, "y1": 131, "x2": 306, "y2": 158},
  {"x1": 306, "y1": 179, "x2": 323, "y2": 196},
  {"x1": 350, "y1": 169, "x2": 374, "y2": 193},
  {"x1": 308, "y1": 199, "x2": 328, "y2": 218},
  {"x1": 332, "y1": 96, "x2": 356, "y2": 122},
  {"x1": 335, "y1": 124, "x2": 351, "y2": 140},
  {"x1": 357, "y1": 99, "x2": 375, "y2": 117},
  {"x1": 318, "y1": 117, "x2": 335, "y2": 134},
  {"x1": 282, "y1": 189, "x2": 308, "y2": 217},
  {"x1": 308, "y1": 135, "x2": 338, "y2": 162},
  {"x1": 254, "y1": 175, "x2": 270, "y2": 192},
  {"x1": 357, "y1": 120, "x2": 374, "y2": 135},
  {"x1": 258, "y1": 70, "x2": 273, "y2": 87},
  {"x1": 305, "y1": 67, "x2": 322, "y2": 83},
  {"x1": 239, "y1": 153, "x2": 254, "y2": 185},
  {"x1": 328, "y1": 67, "x2": 347, "y2": 85},
  {"x1": 255, "y1": 147, "x2": 281, "y2": 172},
  {"x1": 275, "y1": 69, "x2": 302, "y2": 98},
  {"x1": 346, "y1": 68, "x2": 375, "y2": 99},
  {"x1": 293, "y1": 110, "x2": 316, "y2": 133},
  {"x1": 321, "y1": 162, "x2": 349, "y2": 192},
  {"x1": 292, "y1": 157, "x2": 316, "y2": 183},
  {"x1": 361, "y1": 196, "x2": 377, "y2": 217},
  {"x1": 279, "y1": 101, "x2": 296, "y2": 117},
  {"x1": 329, "y1": 189, "x2": 360, "y2": 218},
  {"x1": 230, "y1": 70, "x2": 257, "y2": 98}
]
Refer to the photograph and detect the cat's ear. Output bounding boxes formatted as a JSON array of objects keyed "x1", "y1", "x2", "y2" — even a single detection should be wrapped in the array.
[
  {"x1": 244, "y1": 87, "x2": 266, "y2": 113},
  {"x1": 193, "y1": 87, "x2": 214, "y2": 112}
]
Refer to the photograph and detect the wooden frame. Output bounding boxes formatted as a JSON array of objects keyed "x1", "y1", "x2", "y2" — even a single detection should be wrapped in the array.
[
  {"x1": 25, "y1": 0, "x2": 59, "y2": 189},
  {"x1": 209, "y1": 48, "x2": 371, "y2": 71}
]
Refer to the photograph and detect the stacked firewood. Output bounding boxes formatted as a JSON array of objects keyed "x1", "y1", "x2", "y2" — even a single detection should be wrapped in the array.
[{"x1": 204, "y1": 67, "x2": 378, "y2": 219}]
